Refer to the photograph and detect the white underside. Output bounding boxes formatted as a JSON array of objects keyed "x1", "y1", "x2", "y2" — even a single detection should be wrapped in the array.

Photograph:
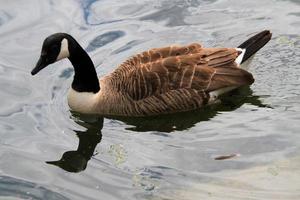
[{"x1": 208, "y1": 86, "x2": 236, "y2": 104}]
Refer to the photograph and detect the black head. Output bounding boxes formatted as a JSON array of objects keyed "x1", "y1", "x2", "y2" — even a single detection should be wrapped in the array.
[
  {"x1": 31, "y1": 33, "x2": 70, "y2": 75},
  {"x1": 46, "y1": 151, "x2": 88, "y2": 173}
]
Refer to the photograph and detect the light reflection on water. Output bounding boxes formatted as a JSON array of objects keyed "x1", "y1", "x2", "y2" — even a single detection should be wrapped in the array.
[{"x1": 0, "y1": 0, "x2": 299, "y2": 199}]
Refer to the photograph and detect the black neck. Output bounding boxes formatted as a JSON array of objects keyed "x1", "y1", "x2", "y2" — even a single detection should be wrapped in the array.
[{"x1": 67, "y1": 36, "x2": 100, "y2": 93}]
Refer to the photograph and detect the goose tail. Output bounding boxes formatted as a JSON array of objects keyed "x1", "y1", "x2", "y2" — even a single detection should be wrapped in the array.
[
  {"x1": 208, "y1": 31, "x2": 272, "y2": 100},
  {"x1": 235, "y1": 30, "x2": 272, "y2": 69}
]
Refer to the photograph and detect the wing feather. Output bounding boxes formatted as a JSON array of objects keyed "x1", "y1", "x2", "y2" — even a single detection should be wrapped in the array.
[{"x1": 109, "y1": 43, "x2": 253, "y2": 111}]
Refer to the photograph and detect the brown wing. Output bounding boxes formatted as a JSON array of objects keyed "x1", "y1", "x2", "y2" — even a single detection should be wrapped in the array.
[{"x1": 111, "y1": 43, "x2": 254, "y2": 102}]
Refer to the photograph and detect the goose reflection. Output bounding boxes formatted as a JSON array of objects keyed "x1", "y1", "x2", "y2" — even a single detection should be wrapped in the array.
[
  {"x1": 46, "y1": 117, "x2": 103, "y2": 173},
  {"x1": 46, "y1": 87, "x2": 268, "y2": 172}
]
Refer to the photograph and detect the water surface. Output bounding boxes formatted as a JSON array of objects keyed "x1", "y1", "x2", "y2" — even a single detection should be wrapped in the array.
[{"x1": 0, "y1": 0, "x2": 299, "y2": 199}]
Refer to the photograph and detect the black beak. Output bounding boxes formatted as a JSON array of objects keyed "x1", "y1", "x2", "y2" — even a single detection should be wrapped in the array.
[
  {"x1": 31, "y1": 56, "x2": 47, "y2": 75},
  {"x1": 46, "y1": 160, "x2": 60, "y2": 166}
]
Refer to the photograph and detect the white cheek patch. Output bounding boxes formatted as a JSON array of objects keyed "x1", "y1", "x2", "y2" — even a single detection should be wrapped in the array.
[{"x1": 56, "y1": 38, "x2": 70, "y2": 61}]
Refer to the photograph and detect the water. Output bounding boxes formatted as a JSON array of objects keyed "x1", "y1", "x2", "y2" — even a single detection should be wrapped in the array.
[{"x1": 0, "y1": 0, "x2": 299, "y2": 199}]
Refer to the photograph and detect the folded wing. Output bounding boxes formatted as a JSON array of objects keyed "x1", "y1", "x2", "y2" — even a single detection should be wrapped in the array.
[{"x1": 112, "y1": 43, "x2": 254, "y2": 102}]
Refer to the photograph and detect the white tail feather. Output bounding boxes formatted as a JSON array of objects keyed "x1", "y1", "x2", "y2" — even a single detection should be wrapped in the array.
[
  {"x1": 235, "y1": 48, "x2": 246, "y2": 65},
  {"x1": 235, "y1": 48, "x2": 254, "y2": 71}
]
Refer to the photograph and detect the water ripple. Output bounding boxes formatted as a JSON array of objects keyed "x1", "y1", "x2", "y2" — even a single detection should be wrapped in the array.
[
  {"x1": 0, "y1": 176, "x2": 69, "y2": 200},
  {"x1": 86, "y1": 31, "x2": 126, "y2": 52},
  {"x1": 0, "y1": 0, "x2": 299, "y2": 199}
]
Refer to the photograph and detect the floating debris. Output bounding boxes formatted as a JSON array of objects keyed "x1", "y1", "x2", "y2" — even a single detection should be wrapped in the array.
[
  {"x1": 214, "y1": 153, "x2": 240, "y2": 160},
  {"x1": 108, "y1": 144, "x2": 127, "y2": 165},
  {"x1": 267, "y1": 166, "x2": 279, "y2": 176}
]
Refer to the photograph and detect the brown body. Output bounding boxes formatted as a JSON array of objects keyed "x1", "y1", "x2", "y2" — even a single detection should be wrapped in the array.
[{"x1": 82, "y1": 43, "x2": 254, "y2": 116}]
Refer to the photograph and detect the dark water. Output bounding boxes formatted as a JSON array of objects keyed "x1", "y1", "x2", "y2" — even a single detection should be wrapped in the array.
[{"x1": 0, "y1": 0, "x2": 300, "y2": 199}]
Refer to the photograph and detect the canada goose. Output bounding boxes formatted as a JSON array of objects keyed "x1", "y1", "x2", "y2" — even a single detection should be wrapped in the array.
[{"x1": 31, "y1": 30, "x2": 272, "y2": 117}]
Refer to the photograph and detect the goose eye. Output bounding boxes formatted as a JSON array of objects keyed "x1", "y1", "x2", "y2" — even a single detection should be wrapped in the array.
[{"x1": 50, "y1": 45, "x2": 59, "y2": 53}]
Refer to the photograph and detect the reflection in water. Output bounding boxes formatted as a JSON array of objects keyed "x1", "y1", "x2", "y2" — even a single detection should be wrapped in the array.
[
  {"x1": 86, "y1": 31, "x2": 125, "y2": 52},
  {"x1": 47, "y1": 87, "x2": 268, "y2": 173},
  {"x1": 46, "y1": 117, "x2": 104, "y2": 173}
]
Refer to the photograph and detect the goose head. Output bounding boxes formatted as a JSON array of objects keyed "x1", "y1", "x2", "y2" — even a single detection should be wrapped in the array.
[
  {"x1": 31, "y1": 33, "x2": 100, "y2": 93},
  {"x1": 31, "y1": 33, "x2": 71, "y2": 75}
]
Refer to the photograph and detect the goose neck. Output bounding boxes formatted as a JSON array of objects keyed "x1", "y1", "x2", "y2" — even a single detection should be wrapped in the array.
[{"x1": 67, "y1": 37, "x2": 100, "y2": 93}]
